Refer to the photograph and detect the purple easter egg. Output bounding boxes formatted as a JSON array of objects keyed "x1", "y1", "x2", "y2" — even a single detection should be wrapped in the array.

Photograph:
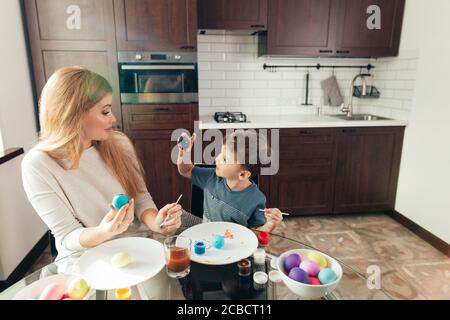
[
  {"x1": 299, "y1": 260, "x2": 320, "y2": 277},
  {"x1": 283, "y1": 254, "x2": 301, "y2": 273},
  {"x1": 288, "y1": 267, "x2": 310, "y2": 284}
]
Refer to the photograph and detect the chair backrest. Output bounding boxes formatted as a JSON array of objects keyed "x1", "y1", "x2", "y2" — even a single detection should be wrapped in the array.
[{"x1": 190, "y1": 164, "x2": 259, "y2": 218}]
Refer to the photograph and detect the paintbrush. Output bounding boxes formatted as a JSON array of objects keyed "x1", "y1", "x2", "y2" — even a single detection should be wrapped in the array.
[
  {"x1": 160, "y1": 194, "x2": 183, "y2": 229},
  {"x1": 259, "y1": 209, "x2": 290, "y2": 216}
]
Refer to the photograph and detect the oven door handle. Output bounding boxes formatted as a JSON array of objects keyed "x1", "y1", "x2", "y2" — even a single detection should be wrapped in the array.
[{"x1": 121, "y1": 65, "x2": 196, "y2": 71}]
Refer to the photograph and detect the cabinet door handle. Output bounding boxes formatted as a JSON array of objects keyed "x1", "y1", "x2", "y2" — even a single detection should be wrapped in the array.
[
  {"x1": 336, "y1": 50, "x2": 350, "y2": 54},
  {"x1": 250, "y1": 24, "x2": 266, "y2": 28},
  {"x1": 319, "y1": 50, "x2": 333, "y2": 54},
  {"x1": 153, "y1": 108, "x2": 170, "y2": 112},
  {"x1": 180, "y1": 45, "x2": 196, "y2": 50},
  {"x1": 300, "y1": 129, "x2": 314, "y2": 135},
  {"x1": 342, "y1": 128, "x2": 356, "y2": 133}
]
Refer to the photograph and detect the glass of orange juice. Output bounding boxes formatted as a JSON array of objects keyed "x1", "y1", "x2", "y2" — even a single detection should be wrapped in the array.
[{"x1": 163, "y1": 236, "x2": 192, "y2": 279}]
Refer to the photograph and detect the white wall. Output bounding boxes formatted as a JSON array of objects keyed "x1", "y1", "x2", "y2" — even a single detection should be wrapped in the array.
[
  {"x1": 198, "y1": 33, "x2": 373, "y2": 117},
  {"x1": 394, "y1": 0, "x2": 450, "y2": 244},
  {"x1": 0, "y1": 0, "x2": 47, "y2": 280}
]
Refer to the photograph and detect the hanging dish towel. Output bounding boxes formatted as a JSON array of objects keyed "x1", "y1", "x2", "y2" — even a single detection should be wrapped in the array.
[{"x1": 321, "y1": 75, "x2": 344, "y2": 106}]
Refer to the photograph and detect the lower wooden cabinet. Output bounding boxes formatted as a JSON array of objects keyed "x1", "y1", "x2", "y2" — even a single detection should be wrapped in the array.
[
  {"x1": 129, "y1": 130, "x2": 192, "y2": 211},
  {"x1": 128, "y1": 123, "x2": 404, "y2": 216},
  {"x1": 124, "y1": 104, "x2": 198, "y2": 211},
  {"x1": 333, "y1": 126, "x2": 404, "y2": 213},
  {"x1": 267, "y1": 126, "x2": 405, "y2": 216},
  {"x1": 267, "y1": 128, "x2": 337, "y2": 215}
]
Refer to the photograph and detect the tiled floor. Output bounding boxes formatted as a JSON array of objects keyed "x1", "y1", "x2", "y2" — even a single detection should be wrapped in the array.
[{"x1": 27, "y1": 213, "x2": 450, "y2": 300}]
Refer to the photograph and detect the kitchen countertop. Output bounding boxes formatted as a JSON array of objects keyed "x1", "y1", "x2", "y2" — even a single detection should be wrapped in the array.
[{"x1": 198, "y1": 114, "x2": 408, "y2": 130}]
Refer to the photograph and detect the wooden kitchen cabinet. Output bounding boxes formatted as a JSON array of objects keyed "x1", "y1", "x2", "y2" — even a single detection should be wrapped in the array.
[
  {"x1": 262, "y1": 0, "x2": 339, "y2": 57},
  {"x1": 23, "y1": 0, "x2": 122, "y2": 129},
  {"x1": 259, "y1": 0, "x2": 405, "y2": 58},
  {"x1": 129, "y1": 130, "x2": 193, "y2": 211},
  {"x1": 334, "y1": 0, "x2": 405, "y2": 57},
  {"x1": 198, "y1": 0, "x2": 268, "y2": 30},
  {"x1": 333, "y1": 127, "x2": 404, "y2": 213},
  {"x1": 267, "y1": 128, "x2": 338, "y2": 215},
  {"x1": 123, "y1": 104, "x2": 198, "y2": 211},
  {"x1": 114, "y1": 0, "x2": 197, "y2": 51}
]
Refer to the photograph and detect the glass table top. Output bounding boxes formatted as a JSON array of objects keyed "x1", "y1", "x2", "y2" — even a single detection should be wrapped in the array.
[{"x1": 0, "y1": 230, "x2": 392, "y2": 300}]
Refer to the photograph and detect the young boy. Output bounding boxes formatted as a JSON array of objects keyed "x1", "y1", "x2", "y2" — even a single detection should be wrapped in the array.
[{"x1": 177, "y1": 130, "x2": 283, "y2": 232}]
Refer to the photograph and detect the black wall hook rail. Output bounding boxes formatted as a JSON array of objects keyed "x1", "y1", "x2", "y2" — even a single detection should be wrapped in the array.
[{"x1": 263, "y1": 63, "x2": 375, "y2": 71}]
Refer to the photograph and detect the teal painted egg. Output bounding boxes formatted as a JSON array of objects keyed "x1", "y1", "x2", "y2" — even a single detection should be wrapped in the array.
[
  {"x1": 112, "y1": 194, "x2": 129, "y2": 210},
  {"x1": 211, "y1": 235, "x2": 225, "y2": 249},
  {"x1": 318, "y1": 268, "x2": 337, "y2": 284}
]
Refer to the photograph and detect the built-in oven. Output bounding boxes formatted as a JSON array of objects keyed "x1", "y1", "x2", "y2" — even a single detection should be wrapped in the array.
[{"x1": 118, "y1": 52, "x2": 198, "y2": 104}]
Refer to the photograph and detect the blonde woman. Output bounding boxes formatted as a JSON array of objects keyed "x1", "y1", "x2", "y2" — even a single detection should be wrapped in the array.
[{"x1": 21, "y1": 66, "x2": 182, "y2": 260}]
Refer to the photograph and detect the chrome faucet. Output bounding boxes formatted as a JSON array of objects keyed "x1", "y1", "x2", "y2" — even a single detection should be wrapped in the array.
[{"x1": 340, "y1": 73, "x2": 372, "y2": 117}]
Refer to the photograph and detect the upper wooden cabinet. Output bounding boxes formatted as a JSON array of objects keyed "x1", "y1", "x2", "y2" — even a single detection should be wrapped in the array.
[
  {"x1": 265, "y1": 0, "x2": 338, "y2": 57},
  {"x1": 198, "y1": 0, "x2": 268, "y2": 30},
  {"x1": 114, "y1": 0, "x2": 197, "y2": 51},
  {"x1": 334, "y1": 0, "x2": 406, "y2": 57},
  {"x1": 23, "y1": 0, "x2": 122, "y2": 130},
  {"x1": 259, "y1": 0, "x2": 405, "y2": 58}
]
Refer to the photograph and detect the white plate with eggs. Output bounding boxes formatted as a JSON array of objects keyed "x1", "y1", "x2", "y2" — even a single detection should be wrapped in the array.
[{"x1": 76, "y1": 237, "x2": 165, "y2": 290}]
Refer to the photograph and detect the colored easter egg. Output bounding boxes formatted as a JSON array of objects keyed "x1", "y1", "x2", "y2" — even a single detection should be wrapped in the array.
[
  {"x1": 299, "y1": 260, "x2": 320, "y2": 277},
  {"x1": 61, "y1": 293, "x2": 70, "y2": 300},
  {"x1": 39, "y1": 283, "x2": 65, "y2": 300},
  {"x1": 68, "y1": 277, "x2": 90, "y2": 300},
  {"x1": 307, "y1": 251, "x2": 328, "y2": 269},
  {"x1": 211, "y1": 235, "x2": 225, "y2": 249},
  {"x1": 112, "y1": 194, "x2": 129, "y2": 210},
  {"x1": 318, "y1": 268, "x2": 337, "y2": 285},
  {"x1": 283, "y1": 254, "x2": 301, "y2": 273},
  {"x1": 178, "y1": 133, "x2": 191, "y2": 150},
  {"x1": 111, "y1": 252, "x2": 132, "y2": 268},
  {"x1": 288, "y1": 267, "x2": 310, "y2": 284},
  {"x1": 309, "y1": 276, "x2": 321, "y2": 286}
]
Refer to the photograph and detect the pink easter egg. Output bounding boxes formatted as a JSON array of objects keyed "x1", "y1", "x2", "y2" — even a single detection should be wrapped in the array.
[
  {"x1": 39, "y1": 283, "x2": 65, "y2": 300},
  {"x1": 299, "y1": 260, "x2": 320, "y2": 277}
]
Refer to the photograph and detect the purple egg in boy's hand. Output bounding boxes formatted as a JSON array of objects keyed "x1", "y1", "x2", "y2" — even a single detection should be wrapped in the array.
[
  {"x1": 283, "y1": 254, "x2": 301, "y2": 273},
  {"x1": 178, "y1": 133, "x2": 191, "y2": 150}
]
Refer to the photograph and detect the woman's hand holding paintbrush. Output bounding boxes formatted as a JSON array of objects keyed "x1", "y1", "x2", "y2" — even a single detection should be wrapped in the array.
[{"x1": 159, "y1": 194, "x2": 183, "y2": 230}]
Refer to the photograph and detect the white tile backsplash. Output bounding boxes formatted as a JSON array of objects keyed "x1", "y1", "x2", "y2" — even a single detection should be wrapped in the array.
[{"x1": 198, "y1": 34, "x2": 419, "y2": 121}]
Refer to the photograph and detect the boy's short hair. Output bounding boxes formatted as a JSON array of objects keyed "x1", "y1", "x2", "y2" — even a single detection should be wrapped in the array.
[{"x1": 223, "y1": 130, "x2": 271, "y2": 175}]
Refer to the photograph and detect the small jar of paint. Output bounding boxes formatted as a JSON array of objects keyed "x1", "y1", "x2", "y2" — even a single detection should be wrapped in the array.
[
  {"x1": 237, "y1": 259, "x2": 252, "y2": 277},
  {"x1": 115, "y1": 288, "x2": 132, "y2": 300},
  {"x1": 253, "y1": 248, "x2": 266, "y2": 265},
  {"x1": 194, "y1": 242, "x2": 206, "y2": 255},
  {"x1": 258, "y1": 232, "x2": 270, "y2": 246}
]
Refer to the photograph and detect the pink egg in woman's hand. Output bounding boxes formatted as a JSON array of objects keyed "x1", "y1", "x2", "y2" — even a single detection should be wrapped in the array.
[{"x1": 39, "y1": 283, "x2": 65, "y2": 300}]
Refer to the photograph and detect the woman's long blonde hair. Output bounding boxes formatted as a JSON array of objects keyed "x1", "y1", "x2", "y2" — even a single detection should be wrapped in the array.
[{"x1": 37, "y1": 66, "x2": 145, "y2": 200}]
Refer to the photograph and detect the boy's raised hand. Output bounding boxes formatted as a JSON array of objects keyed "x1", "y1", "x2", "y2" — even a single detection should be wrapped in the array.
[{"x1": 179, "y1": 133, "x2": 196, "y2": 153}]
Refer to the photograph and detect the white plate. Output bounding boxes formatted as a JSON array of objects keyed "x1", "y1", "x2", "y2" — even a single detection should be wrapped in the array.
[
  {"x1": 76, "y1": 237, "x2": 165, "y2": 290},
  {"x1": 13, "y1": 274, "x2": 94, "y2": 300},
  {"x1": 179, "y1": 222, "x2": 258, "y2": 265}
]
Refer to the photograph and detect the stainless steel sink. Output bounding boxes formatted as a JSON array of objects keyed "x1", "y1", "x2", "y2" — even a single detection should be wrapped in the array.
[{"x1": 331, "y1": 114, "x2": 391, "y2": 121}]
